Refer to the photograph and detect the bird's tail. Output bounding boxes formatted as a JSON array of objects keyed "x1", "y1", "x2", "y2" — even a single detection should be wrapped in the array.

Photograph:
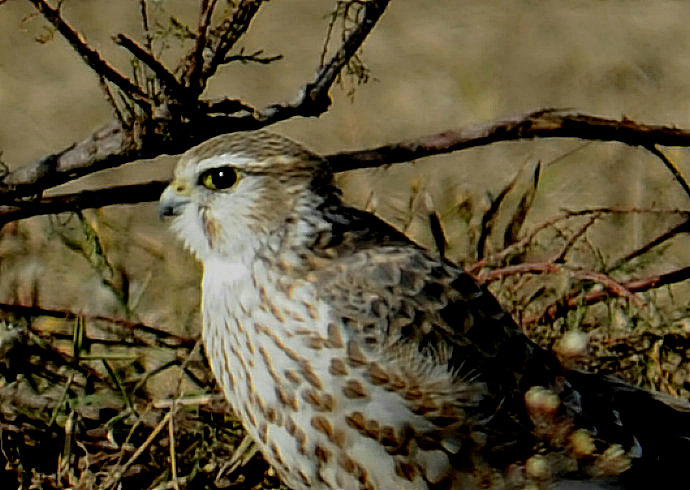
[{"x1": 565, "y1": 369, "x2": 690, "y2": 488}]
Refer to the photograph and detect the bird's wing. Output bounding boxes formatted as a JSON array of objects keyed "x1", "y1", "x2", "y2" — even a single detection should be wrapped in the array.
[
  {"x1": 305, "y1": 203, "x2": 690, "y2": 485},
  {"x1": 306, "y1": 205, "x2": 572, "y2": 471}
]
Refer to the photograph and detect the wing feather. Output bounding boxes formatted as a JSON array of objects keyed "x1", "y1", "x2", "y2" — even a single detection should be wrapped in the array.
[{"x1": 301, "y1": 202, "x2": 690, "y2": 485}]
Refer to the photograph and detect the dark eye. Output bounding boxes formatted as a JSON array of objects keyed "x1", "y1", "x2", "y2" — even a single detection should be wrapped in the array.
[{"x1": 199, "y1": 167, "x2": 238, "y2": 190}]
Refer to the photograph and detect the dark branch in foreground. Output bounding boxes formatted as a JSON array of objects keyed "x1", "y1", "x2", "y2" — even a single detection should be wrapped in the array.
[{"x1": 0, "y1": 180, "x2": 167, "y2": 227}]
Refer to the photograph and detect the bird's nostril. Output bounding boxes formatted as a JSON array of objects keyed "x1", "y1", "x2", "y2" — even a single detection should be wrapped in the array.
[{"x1": 175, "y1": 182, "x2": 187, "y2": 194}]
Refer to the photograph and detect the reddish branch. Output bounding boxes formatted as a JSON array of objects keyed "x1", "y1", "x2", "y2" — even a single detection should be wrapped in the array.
[
  {"x1": 523, "y1": 265, "x2": 690, "y2": 327},
  {"x1": 477, "y1": 261, "x2": 641, "y2": 306},
  {"x1": 471, "y1": 208, "x2": 690, "y2": 275}
]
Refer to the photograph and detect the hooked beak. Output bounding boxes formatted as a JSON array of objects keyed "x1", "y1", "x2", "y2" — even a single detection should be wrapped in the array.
[{"x1": 159, "y1": 180, "x2": 191, "y2": 219}]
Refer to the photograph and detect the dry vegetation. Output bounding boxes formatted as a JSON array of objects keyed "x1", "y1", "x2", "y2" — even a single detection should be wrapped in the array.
[{"x1": 1, "y1": 1, "x2": 689, "y2": 488}]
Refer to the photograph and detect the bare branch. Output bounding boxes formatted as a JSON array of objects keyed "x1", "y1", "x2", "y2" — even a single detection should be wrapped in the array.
[
  {"x1": 327, "y1": 109, "x2": 690, "y2": 172},
  {"x1": 138, "y1": 0, "x2": 153, "y2": 51},
  {"x1": 255, "y1": 0, "x2": 391, "y2": 121},
  {"x1": 1, "y1": 0, "x2": 389, "y2": 205},
  {"x1": 4, "y1": 110, "x2": 690, "y2": 222},
  {"x1": 478, "y1": 261, "x2": 639, "y2": 304},
  {"x1": 183, "y1": 0, "x2": 219, "y2": 96},
  {"x1": 26, "y1": 0, "x2": 151, "y2": 110},
  {"x1": 205, "y1": 0, "x2": 264, "y2": 79},
  {"x1": 0, "y1": 301, "x2": 194, "y2": 346},
  {"x1": 200, "y1": 97, "x2": 256, "y2": 115},
  {"x1": 471, "y1": 207, "x2": 690, "y2": 275},
  {"x1": 0, "y1": 121, "x2": 134, "y2": 200},
  {"x1": 224, "y1": 49, "x2": 283, "y2": 65},
  {"x1": 183, "y1": 0, "x2": 264, "y2": 97},
  {"x1": 114, "y1": 34, "x2": 184, "y2": 100}
]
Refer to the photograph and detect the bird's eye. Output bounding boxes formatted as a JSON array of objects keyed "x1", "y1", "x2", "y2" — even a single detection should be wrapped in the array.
[{"x1": 200, "y1": 167, "x2": 238, "y2": 190}]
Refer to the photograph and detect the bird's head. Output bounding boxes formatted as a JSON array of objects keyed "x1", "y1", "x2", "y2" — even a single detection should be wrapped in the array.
[{"x1": 159, "y1": 130, "x2": 332, "y2": 262}]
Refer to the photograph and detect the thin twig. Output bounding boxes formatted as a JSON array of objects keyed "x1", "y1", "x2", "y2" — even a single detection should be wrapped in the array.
[
  {"x1": 552, "y1": 213, "x2": 600, "y2": 263},
  {"x1": 114, "y1": 34, "x2": 185, "y2": 100},
  {"x1": 138, "y1": 0, "x2": 153, "y2": 52},
  {"x1": 0, "y1": 301, "x2": 195, "y2": 346},
  {"x1": 98, "y1": 75, "x2": 129, "y2": 127},
  {"x1": 646, "y1": 144, "x2": 690, "y2": 200},
  {"x1": 103, "y1": 410, "x2": 174, "y2": 489},
  {"x1": 256, "y1": 0, "x2": 390, "y2": 121},
  {"x1": 168, "y1": 406, "x2": 179, "y2": 490},
  {"x1": 479, "y1": 261, "x2": 642, "y2": 306},
  {"x1": 607, "y1": 218, "x2": 690, "y2": 272},
  {"x1": 223, "y1": 50, "x2": 282, "y2": 65},
  {"x1": 27, "y1": 0, "x2": 151, "y2": 110},
  {"x1": 472, "y1": 207, "x2": 690, "y2": 283}
]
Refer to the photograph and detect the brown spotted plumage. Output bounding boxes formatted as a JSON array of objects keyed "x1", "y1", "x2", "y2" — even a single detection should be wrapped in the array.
[{"x1": 160, "y1": 130, "x2": 690, "y2": 489}]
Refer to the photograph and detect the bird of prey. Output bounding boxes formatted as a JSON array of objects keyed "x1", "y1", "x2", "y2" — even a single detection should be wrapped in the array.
[{"x1": 159, "y1": 131, "x2": 689, "y2": 489}]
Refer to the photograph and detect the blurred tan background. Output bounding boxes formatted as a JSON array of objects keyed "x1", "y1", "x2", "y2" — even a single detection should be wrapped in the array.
[{"x1": 1, "y1": 0, "x2": 689, "y2": 338}]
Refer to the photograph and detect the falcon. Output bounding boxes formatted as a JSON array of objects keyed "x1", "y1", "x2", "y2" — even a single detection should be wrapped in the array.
[{"x1": 159, "y1": 130, "x2": 689, "y2": 489}]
